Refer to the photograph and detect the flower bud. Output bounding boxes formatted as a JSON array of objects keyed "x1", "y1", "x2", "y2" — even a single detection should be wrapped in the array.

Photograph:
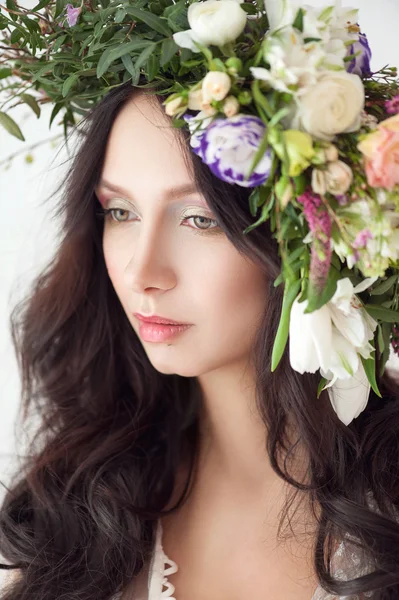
[
  {"x1": 324, "y1": 144, "x2": 339, "y2": 162},
  {"x1": 188, "y1": 88, "x2": 204, "y2": 111},
  {"x1": 311, "y1": 169, "x2": 327, "y2": 195},
  {"x1": 325, "y1": 161, "x2": 353, "y2": 195},
  {"x1": 226, "y1": 57, "x2": 243, "y2": 75},
  {"x1": 202, "y1": 71, "x2": 232, "y2": 103},
  {"x1": 223, "y1": 95, "x2": 240, "y2": 118},
  {"x1": 164, "y1": 95, "x2": 186, "y2": 116},
  {"x1": 237, "y1": 90, "x2": 252, "y2": 105}
]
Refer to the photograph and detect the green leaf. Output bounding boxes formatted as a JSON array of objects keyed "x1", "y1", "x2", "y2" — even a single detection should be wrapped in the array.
[
  {"x1": 54, "y1": 0, "x2": 67, "y2": 19},
  {"x1": 97, "y1": 40, "x2": 153, "y2": 78},
  {"x1": 0, "y1": 111, "x2": 25, "y2": 141},
  {"x1": 305, "y1": 266, "x2": 340, "y2": 313},
  {"x1": 121, "y1": 52, "x2": 139, "y2": 84},
  {"x1": 271, "y1": 279, "x2": 302, "y2": 372},
  {"x1": 164, "y1": 0, "x2": 188, "y2": 33},
  {"x1": 317, "y1": 376, "x2": 328, "y2": 399},
  {"x1": 251, "y1": 79, "x2": 272, "y2": 121},
  {"x1": 245, "y1": 129, "x2": 269, "y2": 180},
  {"x1": 53, "y1": 34, "x2": 68, "y2": 53},
  {"x1": 115, "y1": 8, "x2": 126, "y2": 23},
  {"x1": 249, "y1": 189, "x2": 260, "y2": 218},
  {"x1": 49, "y1": 102, "x2": 64, "y2": 128},
  {"x1": 293, "y1": 8, "x2": 305, "y2": 32},
  {"x1": 135, "y1": 42, "x2": 157, "y2": 71},
  {"x1": 293, "y1": 174, "x2": 307, "y2": 197},
  {"x1": 160, "y1": 38, "x2": 178, "y2": 67},
  {"x1": 6, "y1": 0, "x2": 18, "y2": 22},
  {"x1": 31, "y1": 0, "x2": 52, "y2": 10},
  {"x1": 360, "y1": 355, "x2": 382, "y2": 398},
  {"x1": 124, "y1": 7, "x2": 172, "y2": 37},
  {"x1": 147, "y1": 54, "x2": 160, "y2": 81},
  {"x1": 10, "y1": 28, "x2": 23, "y2": 44},
  {"x1": 304, "y1": 37, "x2": 322, "y2": 43},
  {"x1": 20, "y1": 93, "x2": 41, "y2": 117},
  {"x1": 369, "y1": 274, "x2": 398, "y2": 296},
  {"x1": 243, "y1": 192, "x2": 275, "y2": 234},
  {"x1": 364, "y1": 304, "x2": 399, "y2": 323},
  {"x1": 62, "y1": 72, "x2": 79, "y2": 98},
  {"x1": 0, "y1": 67, "x2": 12, "y2": 79}
]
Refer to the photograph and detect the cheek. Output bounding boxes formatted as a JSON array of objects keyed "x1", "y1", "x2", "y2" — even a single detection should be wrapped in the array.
[
  {"x1": 199, "y1": 250, "x2": 268, "y2": 329},
  {"x1": 102, "y1": 232, "x2": 127, "y2": 298}
]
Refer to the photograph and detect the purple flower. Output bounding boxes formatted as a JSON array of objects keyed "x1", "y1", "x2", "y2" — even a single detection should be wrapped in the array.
[
  {"x1": 347, "y1": 31, "x2": 372, "y2": 78},
  {"x1": 190, "y1": 114, "x2": 272, "y2": 187},
  {"x1": 66, "y1": 3, "x2": 81, "y2": 27},
  {"x1": 385, "y1": 95, "x2": 399, "y2": 115}
]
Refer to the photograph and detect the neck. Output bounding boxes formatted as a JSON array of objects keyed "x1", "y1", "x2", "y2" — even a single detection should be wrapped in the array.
[{"x1": 195, "y1": 358, "x2": 278, "y2": 494}]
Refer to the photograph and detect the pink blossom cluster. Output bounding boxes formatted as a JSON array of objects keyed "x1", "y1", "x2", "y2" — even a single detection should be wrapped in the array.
[{"x1": 297, "y1": 191, "x2": 332, "y2": 295}]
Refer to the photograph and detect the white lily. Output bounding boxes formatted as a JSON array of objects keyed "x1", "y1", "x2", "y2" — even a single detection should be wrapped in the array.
[{"x1": 289, "y1": 276, "x2": 379, "y2": 424}]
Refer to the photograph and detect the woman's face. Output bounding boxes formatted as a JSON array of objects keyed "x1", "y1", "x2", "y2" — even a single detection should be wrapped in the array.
[{"x1": 96, "y1": 92, "x2": 268, "y2": 378}]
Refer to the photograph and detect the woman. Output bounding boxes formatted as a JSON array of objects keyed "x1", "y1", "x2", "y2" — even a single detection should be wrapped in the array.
[{"x1": 1, "y1": 81, "x2": 399, "y2": 600}]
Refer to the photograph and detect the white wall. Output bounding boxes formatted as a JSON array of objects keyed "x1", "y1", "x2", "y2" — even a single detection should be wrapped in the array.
[{"x1": 1, "y1": 0, "x2": 399, "y2": 576}]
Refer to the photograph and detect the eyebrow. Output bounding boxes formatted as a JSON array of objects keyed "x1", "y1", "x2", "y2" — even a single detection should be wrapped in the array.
[{"x1": 96, "y1": 178, "x2": 209, "y2": 207}]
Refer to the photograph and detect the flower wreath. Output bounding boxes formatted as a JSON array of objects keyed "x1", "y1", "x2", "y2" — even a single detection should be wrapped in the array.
[{"x1": 1, "y1": 0, "x2": 399, "y2": 425}]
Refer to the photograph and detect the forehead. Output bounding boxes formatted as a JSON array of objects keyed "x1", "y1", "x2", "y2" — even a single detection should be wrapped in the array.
[{"x1": 100, "y1": 93, "x2": 194, "y2": 199}]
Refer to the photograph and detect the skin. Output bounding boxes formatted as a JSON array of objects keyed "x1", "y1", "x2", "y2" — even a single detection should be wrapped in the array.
[{"x1": 96, "y1": 92, "x2": 320, "y2": 599}]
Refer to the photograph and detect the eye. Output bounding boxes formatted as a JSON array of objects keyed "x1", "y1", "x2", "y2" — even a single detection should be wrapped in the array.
[
  {"x1": 183, "y1": 215, "x2": 219, "y2": 231},
  {"x1": 104, "y1": 208, "x2": 136, "y2": 222}
]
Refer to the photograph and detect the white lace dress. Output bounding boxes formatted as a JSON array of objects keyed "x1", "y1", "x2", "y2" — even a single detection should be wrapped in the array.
[{"x1": 112, "y1": 520, "x2": 374, "y2": 600}]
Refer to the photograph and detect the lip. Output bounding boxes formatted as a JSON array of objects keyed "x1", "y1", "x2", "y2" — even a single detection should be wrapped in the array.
[
  {"x1": 133, "y1": 312, "x2": 189, "y2": 326},
  {"x1": 137, "y1": 322, "x2": 192, "y2": 343}
]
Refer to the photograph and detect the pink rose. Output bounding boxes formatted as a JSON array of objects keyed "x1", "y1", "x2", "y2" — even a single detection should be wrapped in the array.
[{"x1": 358, "y1": 114, "x2": 399, "y2": 191}]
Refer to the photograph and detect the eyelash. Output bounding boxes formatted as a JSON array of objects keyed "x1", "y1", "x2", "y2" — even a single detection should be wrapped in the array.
[{"x1": 98, "y1": 207, "x2": 220, "y2": 234}]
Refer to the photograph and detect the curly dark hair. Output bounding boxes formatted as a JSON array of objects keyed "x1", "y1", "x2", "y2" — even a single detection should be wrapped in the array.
[{"x1": 1, "y1": 80, "x2": 399, "y2": 600}]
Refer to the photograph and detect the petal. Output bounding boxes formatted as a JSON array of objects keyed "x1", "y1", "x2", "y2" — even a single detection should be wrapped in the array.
[
  {"x1": 327, "y1": 360, "x2": 371, "y2": 425},
  {"x1": 308, "y1": 304, "x2": 334, "y2": 374},
  {"x1": 173, "y1": 30, "x2": 201, "y2": 53},
  {"x1": 328, "y1": 329, "x2": 360, "y2": 380},
  {"x1": 289, "y1": 298, "x2": 332, "y2": 373},
  {"x1": 353, "y1": 275, "x2": 379, "y2": 294},
  {"x1": 329, "y1": 303, "x2": 367, "y2": 348}
]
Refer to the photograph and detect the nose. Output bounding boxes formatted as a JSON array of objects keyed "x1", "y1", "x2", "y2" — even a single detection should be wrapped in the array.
[{"x1": 123, "y1": 227, "x2": 177, "y2": 294}]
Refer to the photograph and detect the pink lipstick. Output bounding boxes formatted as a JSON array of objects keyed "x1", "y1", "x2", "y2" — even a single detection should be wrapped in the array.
[{"x1": 133, "y1": 313, "x2": 192, "y2": 342}]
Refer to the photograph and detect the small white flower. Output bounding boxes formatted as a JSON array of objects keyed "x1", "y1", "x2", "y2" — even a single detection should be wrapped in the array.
[
  {"x1": 250, "y1": 28, "x2": 325, "y2": 97},
  {"x1": 360, "y1": 110, "x2": 378, "y2": 130},
  {"x1": 202, "y1": 71, "x2": 231, "y2": 103},
  {"x1": 223, "y1": 95, "x2": 240, "y2": 117},
  {"x1": 173, "y1": 0, "x2": 247, "y2": 52},
  {"x1": 291, "y1": 71, "x2": 365, "y2": 141}
]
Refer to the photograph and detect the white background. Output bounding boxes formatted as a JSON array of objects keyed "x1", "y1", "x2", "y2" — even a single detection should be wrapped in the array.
[{"x1": 1, "y1": 0, "x2": 399, "y2": 578}]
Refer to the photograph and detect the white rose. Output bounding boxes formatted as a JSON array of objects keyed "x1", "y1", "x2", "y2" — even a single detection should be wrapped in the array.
[
  {"x1": 291, "y1": 71, "x2": 365, "y2": 141},
  {"x1": 324, "y1": 160, "x2": 353, "y2": 195},
  {"x1": 223, "y1": 95, "x2": 240, "y2": 117},
  {"x1": 173, "y1": 0, "x2": 247, "y2": 52},
  {"x1": 312, "y1": 160, "x2": 353, "y2": 196},
  {"x1": 202, "y1": 71, "x2": 231, "y2": 103}
]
